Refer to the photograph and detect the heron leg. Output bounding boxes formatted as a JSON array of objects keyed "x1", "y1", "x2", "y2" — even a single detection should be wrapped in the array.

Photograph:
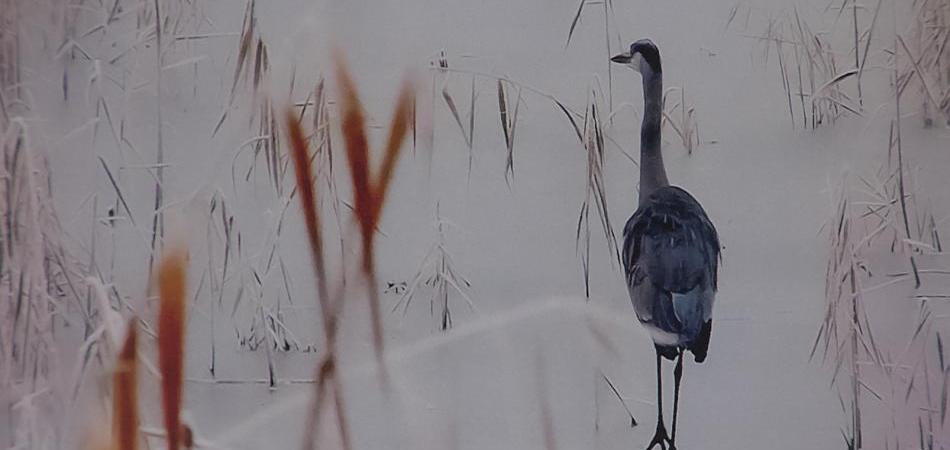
[
  {"x1": 670, "y1": 351, "x2": 684, "y2": 449},
  {"x1": 646, "y1": 347, "x2": 671, "y2": 450}
]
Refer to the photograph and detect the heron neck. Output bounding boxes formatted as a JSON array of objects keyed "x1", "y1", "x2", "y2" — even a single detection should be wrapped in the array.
[{"x1": 639, "y1": 71, "x2": 668, "y2": 203}]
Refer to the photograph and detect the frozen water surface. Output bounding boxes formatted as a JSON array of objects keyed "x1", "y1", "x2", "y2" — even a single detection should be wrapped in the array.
[{"x1": 2, "y1": 0, "x2": 949, "y2": 448}]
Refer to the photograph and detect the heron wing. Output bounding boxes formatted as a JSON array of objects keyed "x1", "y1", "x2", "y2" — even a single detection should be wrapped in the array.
[
  {"x1": 623, "y1": 186, "x2": 719, "y2": 293},
  {"x1": 622, "y1": 186, "x2": 720, "y2": 356}
]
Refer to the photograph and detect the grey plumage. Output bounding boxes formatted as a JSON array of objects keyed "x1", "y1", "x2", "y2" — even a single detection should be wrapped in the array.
[
  {"x1": 622, "y1": 186, "x2": 719, "y2": 362},
  {"x1": 613, "y1": 38, "x2": 721, "y2": 363},
  {"x1": 613, "y1": 38, "x2": 720, "y2": 449}
]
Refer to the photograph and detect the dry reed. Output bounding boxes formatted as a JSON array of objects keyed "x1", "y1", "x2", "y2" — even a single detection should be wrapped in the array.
[
  {"x1": 392, "y1": 205, "x2": 474, "y2": 330},
  {"x1": 497, "y1": 79, "x2": 522, "y2": 185},
  {"x1": 113, "y1": 321, "x2": 139, "y2": 450},
  {"x1": 661, "y1": 87, "x2": 701, "y2": 155},
  {"x1": 729, "y1": 4, "x2": 863, "y2": 128},
  {"x1": 158, "y1": 246, "x2": 188, "y2": 450},
  {"x1": 286, "y1": 108, "x2": 351, "y2": 450},
  {"x1": 147, "y1": 0, "x2": 166, "y2": 278},
  {"x1": 288, "y1": 51, "x2": 412, "y2": 448},
  {"x1": 333, "y1": 49, "x2": 415, "y2": 360},
  {"x1": 1, "y1": 2, "x2": 86, "y2": 445},
  {"x1": 577, "y1": 87, "x2": 620, "y2": 299}
]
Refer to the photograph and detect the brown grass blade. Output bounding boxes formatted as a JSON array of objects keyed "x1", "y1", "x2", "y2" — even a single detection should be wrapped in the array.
[
  {"x1": 497, "y1": 80, "x2": 511, "y2": 148},
  {"x1": 285, "y1": 109, "x2": 330, "y2": 318},
  {"x1": 332, "y1": 49, "x2": 373, "y2": 244},
  {"x1": 441, "y1": 87, "x2": 469, "y2": 146},
  {"x1": 113, "y1": 320, "x2": 139, "y2": 450},
  {"x1": 814, "y1": 69, "x2": 859, "y2": 97},
  {"x1": 366, "y1": 76, "x2": 415, "y2": 367},
  {"x1": 288, "y1": 106, "x2": 349, "y2": 450},
  {"x1": 373, "y1": 77, "x2": 415, "y2": 222},
  {"x1": 333, "y1": 48, "x2": 386, "y2": 363},
  {"x1": 286, "y1": 101, "x2": 349, "y2": 450},
  {"x1": 300, "y1": 356, "x2": 353, "y2": 450},
  {"x1": 158, "y1": 246, "x2": 188, "y2": 450}
]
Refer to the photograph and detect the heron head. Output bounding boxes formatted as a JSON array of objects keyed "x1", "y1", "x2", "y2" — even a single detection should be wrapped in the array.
[{"x1": 610, "y1": 39, "x2": 662, "y2": 75}]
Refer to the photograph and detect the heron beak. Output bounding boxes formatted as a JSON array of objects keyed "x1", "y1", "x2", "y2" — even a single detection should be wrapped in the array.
[{"x1": 610, "y1": 52, "x2": 632, "y2": 64}]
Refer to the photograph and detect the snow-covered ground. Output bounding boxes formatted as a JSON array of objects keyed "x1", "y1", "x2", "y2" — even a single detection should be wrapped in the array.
[{"x1": 2, "y1": 0, "x2": 948, "y2": 448}]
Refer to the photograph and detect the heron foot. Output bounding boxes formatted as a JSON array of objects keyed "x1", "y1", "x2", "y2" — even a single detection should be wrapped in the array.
[{"x1": 645, "y1": 422, "x2": 674, "y2": 450}]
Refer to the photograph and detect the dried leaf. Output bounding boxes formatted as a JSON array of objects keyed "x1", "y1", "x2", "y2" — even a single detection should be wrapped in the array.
[
  {"x1": 285, "y1": 109, "x2": 329, "y2": 308},
  {"x1": 333, "y1": 49, "x2": 373, "y2": 245},
  {"x1": 442, "y1": 87, "x2": 469, "y2": 146},
  {"x1": 332, "y1": 48, "x2": 385, "y2": 364},
  {"x1": 373, "y1": 78, "x2": 415, "y2": 222},
  {"x1": 497, "y1": 80, "x2": 511, "y2": 148}
]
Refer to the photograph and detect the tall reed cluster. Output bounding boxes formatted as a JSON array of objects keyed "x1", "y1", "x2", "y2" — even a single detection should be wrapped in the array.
[
  {"x1": 904, "y1": 0, "x2": 950, "y2": 127},
  {"x1": 818, "y1": 168, "x2": 947, "y2": 449},
  {"x1": 80, "y1": 50, "x2": 415, "y2": 450},
  {"x1": 289, "y1": 50, "x2": 414, "y2": 449},
  {"x1": 815, "y1": 59, "x2": 948, "y2": 446},
  {"x1": 86, "y1": 246, "x2": 192, "y2": 450},
  {"x1": 1, "y1": 1, "x2": 87, "y2": 447}
]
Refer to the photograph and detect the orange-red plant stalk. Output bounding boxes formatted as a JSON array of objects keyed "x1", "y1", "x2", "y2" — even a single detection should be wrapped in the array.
[
  {"x1": 286, "y1": 110, "x2": 332, "y2": 330},
  {"x1": 113, "y1": 320, "x2": 139, "y2": 450},
  {"x1": 332, "y1": 49, "x2": 414, "y2": 360},
  {"x1": 287, "y1": 108, "x2": 353, "y2": 450},
  {"x1": 157, "y1": 247, "x2": 187, "y2": 450}
]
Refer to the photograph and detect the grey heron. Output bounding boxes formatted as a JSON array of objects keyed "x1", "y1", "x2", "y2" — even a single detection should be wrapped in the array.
[{"x1": 611, "y1": 39, "x2": 720, "y2": 450}]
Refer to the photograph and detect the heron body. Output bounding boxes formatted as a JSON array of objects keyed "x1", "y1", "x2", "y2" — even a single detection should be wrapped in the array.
[
  {"x1": 623, "y1": 185, "x2": 718, "y2": 362},
  {"x1": 612, "y1": 39, "x2": 720, "y2": 450}
]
